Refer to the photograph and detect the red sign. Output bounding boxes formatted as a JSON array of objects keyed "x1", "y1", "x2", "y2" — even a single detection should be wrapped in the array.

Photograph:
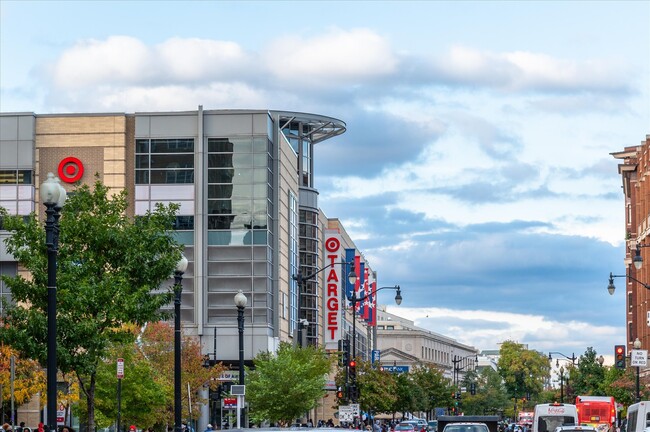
[
  {"x1": 58, "y1": 157, "x2": 84, "y2": 183},
  {"x1": 223, "y1": 397, "x2": 237, "y2": 408},
  {"x1": 324, "y1": 229, "x2": 341, "y2": 349}
]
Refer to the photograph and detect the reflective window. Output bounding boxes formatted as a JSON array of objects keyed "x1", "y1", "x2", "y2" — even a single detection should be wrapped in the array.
[
  {"x1": 0, "y1": 170, "x2": 32, "y2": 184},
  {"x1": 135, "y1": 138, "x2": 194, "y2": 184}
]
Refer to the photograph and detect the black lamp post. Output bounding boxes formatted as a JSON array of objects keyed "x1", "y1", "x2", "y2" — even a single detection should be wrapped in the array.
[
  {"x1": 174, "y1": 254, "x2": 189, "y2": 432},
  {"x1": 347, "y1": 285, "x2": 402, "y2": 402},
  {"x1": 293, "y1": 261, "x2": 356, "y2": 347},
  {"x1": 634, "y1": 337, "x2": 642, "y2": 402},
  {"x1": 548, "y1": 351, "x2": 578, "y2": 368},
  {"x1": 558, "y1": 366, "x2": 566, "y2": 403},
  {"x1": 234, "y1": 290, "x2": 247, "y2": 428},
  {"x1": 40, "y1": 172, "x2": 66, "y2": 432}
]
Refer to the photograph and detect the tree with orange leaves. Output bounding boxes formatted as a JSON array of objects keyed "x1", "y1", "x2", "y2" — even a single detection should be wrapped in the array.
[{"x1": 0, "y1": 344, "x2": 45, "y2": 411}]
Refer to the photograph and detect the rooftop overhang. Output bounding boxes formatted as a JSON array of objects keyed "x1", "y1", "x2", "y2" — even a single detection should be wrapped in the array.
[{"x1": 273, "y1": 110, "x2": 346, "y2": 144}]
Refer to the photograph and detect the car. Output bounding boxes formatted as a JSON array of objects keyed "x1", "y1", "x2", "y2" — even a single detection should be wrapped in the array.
[
  {"x1": 442, "y1": 422, "x2": 490, "y2": 432},
  {"x1": 394, "y1": 425, "x2": 417, "y2": 432},
  {"x1": 400, "y1": 421, "x2": 426, "y2": 432},
  {"x1": 428, "y1": 421, "x2": 439, "y2": 432}
]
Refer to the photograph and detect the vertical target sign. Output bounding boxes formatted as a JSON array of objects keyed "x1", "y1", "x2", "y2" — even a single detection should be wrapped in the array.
[
  {"x1": 58, "y1": 157, "x2": 84, "y2": 183},
  {"x1": 324, "y1": 229, "x2": 341, "y2": 349}
]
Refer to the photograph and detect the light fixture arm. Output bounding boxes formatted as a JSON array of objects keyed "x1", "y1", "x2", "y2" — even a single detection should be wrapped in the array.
[
  {"x1": 292, "y1": 260, "x2": 355, "y2": 284},
  {"x1": 608, "y1": 272, "x2": 650, "y2": 295},
  {"x1": 548, "y1": 351, "x2": 578, "y2": 366},
  {"x1": 347, "y1": 285, "x2": 402, "y2": 306}
]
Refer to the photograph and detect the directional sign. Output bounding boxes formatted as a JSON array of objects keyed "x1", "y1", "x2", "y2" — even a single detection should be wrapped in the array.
[
  {"x1": 372, "y1": 350, "x2": 381, "y2": 364},
  {"x1": 631, "y1": 349, "x2": 648, "y2": 367},
  {"x1": 350, "y1": 403, "x2": 360, "y2": 416},
  {"x1": 339, "y1": 405, "x2": 354, "y2": 422}
]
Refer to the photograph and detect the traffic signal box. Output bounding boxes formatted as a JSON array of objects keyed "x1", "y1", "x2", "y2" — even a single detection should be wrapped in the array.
[
  {"x1": 349, "y1": 360, "x2": 357, "y2": 381},
  {"x1": 615, "y1": 345, "x2": 626, "y2": 370}
]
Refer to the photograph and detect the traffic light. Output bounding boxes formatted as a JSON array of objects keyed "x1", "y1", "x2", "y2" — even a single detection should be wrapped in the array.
[
  {"x1": 336, "y1": 386, "x2": 344, "y2": 400},
  {"x1": 451, "y1": 392, "x2": 456, "y2": 400},
  {"x1": 349, "y1": 359, "x2": 357, "y2": 381},
  {"x1": 470, "y1": 383, "x2": 476, "y2": 395},
  {"x1": 342, "y1": 339, "x2": 350, "y2": 366},
  {"x1": 615, "y1": 345, "x2": 626, "y2": 369}
]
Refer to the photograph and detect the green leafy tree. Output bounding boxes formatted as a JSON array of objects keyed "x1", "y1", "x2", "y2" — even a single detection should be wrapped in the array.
[
  {"x1": 570, "y1": 347, "x2": 607, "y2": 396},
  {"x1": 498, "y1": 341, "x2": 550, "y2": 402},
  {"x1": 85, "y1": 341, "x2": 168, "y2": 429},
  {"x1": 0, "y1": 180, "x2": 183, "y2": 432},
  {"x1": 245, "y1": 342, "x2": 332, "y2": 425},
  {"x1": 411, "y1": 364, "x2": 450, "y2": 419},
  {"x1": 460, "y1": 367, "x2": 509, "y2": 416},
  {"x1": 357, "y1": 360, "x2": 397, "y2": 415},
  {"x1": 388, "y1": 372, "x2": 418, "y2": 418}
]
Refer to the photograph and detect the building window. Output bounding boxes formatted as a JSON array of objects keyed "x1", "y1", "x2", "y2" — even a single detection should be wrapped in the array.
[
  {"x1": 135, "y1": 138, "x2": 194, "y2": 184},
  {"x1": 206, "y1": 137, "x2": 272, "y2": 246},
  {"x1": 289, "y1": 191, "x2": 299, "y2": 335},
  {"x1": 0, "y1": 170, "x2": 32, "y2": 184}
]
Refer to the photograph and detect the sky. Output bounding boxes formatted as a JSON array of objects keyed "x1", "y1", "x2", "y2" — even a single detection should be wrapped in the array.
[{"x1": 2, "y1": 0, "x2": 649, "y2": 365}]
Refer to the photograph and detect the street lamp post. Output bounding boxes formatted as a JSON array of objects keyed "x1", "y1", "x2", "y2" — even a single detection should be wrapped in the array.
[
  {"x1": 293, "y1": 261, "x2": 355, "y2": 347},
  {"x1": 634, "y1": 337, "x2": 642, "y2": 402},
  {"x1": 234, "y1": 290, "x2": 248, "y2": 429},
  {"x1": 40, "y1": 173, "x2": 66, "y2": 432},
  {"x1": 452, "y1": 354, "x2": 478, "y2": 388},
  {"x1": 607, "y1": 271, "x2": 650, "y2": 295},
  {"x1": 548, "y1": 352, "x2": 578, "y2": 367},
  {"x1": 347, "y1": 285, "x2": 402, "y2": 402},
  {"x1": 558, "y1": 366, "x2": 566, "y2": 403},
  {"x1": 174, "y1": 254, "x2": 189, "y2": 432}
]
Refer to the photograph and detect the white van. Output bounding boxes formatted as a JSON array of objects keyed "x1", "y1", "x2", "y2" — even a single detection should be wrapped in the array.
[
  {"x1": 626, "y1": 401, "x2": 650, "y2": 432},
  {"x1": 533, "y1": 403, "x2": 579, "y2": 432}
]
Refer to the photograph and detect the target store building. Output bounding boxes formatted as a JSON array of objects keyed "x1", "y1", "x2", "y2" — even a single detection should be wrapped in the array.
[{"x1": 0, "y1": 108, "x2": 378, "y2": 424}]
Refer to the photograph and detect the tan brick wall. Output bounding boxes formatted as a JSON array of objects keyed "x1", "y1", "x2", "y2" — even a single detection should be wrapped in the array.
[{"x1": 34, "y1": 115, "x2": 128, "y2": 215}]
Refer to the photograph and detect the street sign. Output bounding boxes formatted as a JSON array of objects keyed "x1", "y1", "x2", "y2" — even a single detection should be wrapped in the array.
[
  {"x1": 372, "y1": 350, "x2": 381, "y2": 364},
  {"x1": 339, "y1": 405, "x2": 354, "y2": 422},
  {"x1": 117, "y1": 358, "x2": 124, "y2": 379},
  {"x1": 350, "y1": 403, "x2": 360, "y2": 416},
  {"x1": 631, "y1": 349, "x2": 648, "y2": 366},
  {"x1": 223, "y1": 397, "x2": 237, "y2": 408}
]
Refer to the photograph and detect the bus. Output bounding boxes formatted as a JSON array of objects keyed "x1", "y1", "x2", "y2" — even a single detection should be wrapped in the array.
[
  {"x1": 533, "y1": 403, "x2": 578, "y2": 432},
  {"x1": 575, "y1": 396, "x2": 616, "y2": 432}
]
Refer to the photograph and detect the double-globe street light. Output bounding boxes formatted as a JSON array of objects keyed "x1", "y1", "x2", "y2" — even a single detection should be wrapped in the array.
[
  {"x1": 174, "y1": 254, "x2": 189, "y2": 432},
  {"x1": 40, "y1": 173, "x2": 67, "y2": 432},
  {"x1": 347, "y1": 284, "x2": 402, "y2": 402}
]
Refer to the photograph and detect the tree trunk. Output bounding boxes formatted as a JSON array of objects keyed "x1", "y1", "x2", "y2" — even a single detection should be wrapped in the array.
[{"x1": 86, "y1": 374, "x2": 96, "y2": 432}]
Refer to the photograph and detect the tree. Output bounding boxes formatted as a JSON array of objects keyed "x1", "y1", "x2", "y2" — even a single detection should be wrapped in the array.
[
  {"x1": 570, "y1": 347, "x2": 606, "y2": 396},
  {"x1": 245, "y1": 342, "x2": 332, "y2": 425},
  {"x1": 498, "y1": 340, "x2": 550, "y2": 402},
  {"x1": 411, "y1": 364, "x2": 450, "y2": 419},
  {"x1": 138, "y1": 321, "x2": 227, "y2": 425},
  {"x1": 0, "y1": 180, "x2": 184, "y2": 432},
  {"x1": 356, "y1": 360, "x2": 397, "y2": 415},
  {"x1": 0, "y1": 344, "x2": 46, "y2": 415},
  {"x1": 460, "y1": 367, "x2": 509, "y2": 416}
]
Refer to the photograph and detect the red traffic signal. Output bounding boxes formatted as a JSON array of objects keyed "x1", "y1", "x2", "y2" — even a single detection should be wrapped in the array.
[
  {"x1": 615, "y1": 344, "x2": 626, "y2": 370},
  {"x1": 349, "y1": 360, "x2": 356, "y2": 368}
]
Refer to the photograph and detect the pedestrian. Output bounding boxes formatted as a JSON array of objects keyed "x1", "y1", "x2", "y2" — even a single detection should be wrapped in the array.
[
  {"x1": 61, "y1": 426, "x2": 75, "y2": 432},
  {"x1": 37, "y1": 423, "x2": 45, "y2": 432},
  {"x1": 16, "y1": 422, "x2": 25, "y2": 432},
  {"x1": 2, "y1": 424, "x2": 12, "y2": 432},
  {"x1": 204, "y1": 424, "x2": 213, "y2": 432},
  {"x1": 129, "y1": 426, "x2": 136, "y2": 432}
]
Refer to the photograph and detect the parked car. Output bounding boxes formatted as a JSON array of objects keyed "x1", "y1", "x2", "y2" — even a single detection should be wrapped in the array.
[
  {"x1": 399, "y1": 421, "x2": 426, "y2": 432},
  {"x1": 394, "y1": 425, "x2": 417, "y2": 432},
  {"x1": 428, "y1": 421, "x2": 439, "y2": 432}
]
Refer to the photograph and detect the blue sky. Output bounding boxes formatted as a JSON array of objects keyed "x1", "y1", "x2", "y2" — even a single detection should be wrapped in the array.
[{"x1": 2, "y1": 1, "x2": 649, "y2": 363}]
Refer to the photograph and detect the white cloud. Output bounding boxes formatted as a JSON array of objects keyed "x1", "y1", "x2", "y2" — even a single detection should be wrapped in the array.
[
  {"x1": 386, "y1": 305, "x2": 622, "y2": 358},
  {"x1": 433, "y1": 45, "x2": 629, "y2": 92},
  {"x1": 264, "y1": 28, "x2": 398, "y2": 85}
]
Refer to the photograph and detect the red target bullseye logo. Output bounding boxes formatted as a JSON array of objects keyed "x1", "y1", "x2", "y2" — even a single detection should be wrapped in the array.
[
  {"x1": 58, "y1": 157, "x2": 84, "y2": 183},
  {"x1": 325, "y1": 237, "x2": 340, "y2": 252}
]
